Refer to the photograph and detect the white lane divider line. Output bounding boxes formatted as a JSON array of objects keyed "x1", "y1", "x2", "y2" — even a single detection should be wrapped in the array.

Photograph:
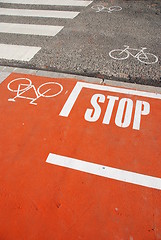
[
  {"x1": 0, "y1": 23, "x2": 64, "y2": 37},
  {"x1": 46, "y1": 153, "x2": 161, "y2": 191},
  {"x1": 0, "y1": 44, "x2": 41, "y2": 61},
  {"x1": 0, "y1": 8, "x2": 80, "y2": 19},
  {"x1": 0, "y1": 0, "x2": 93, "y2": 7}
]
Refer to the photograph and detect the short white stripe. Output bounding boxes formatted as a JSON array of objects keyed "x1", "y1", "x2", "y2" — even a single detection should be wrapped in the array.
[
  {"x1": 0, "y1": 44, "x2": 41, "y2": 61},
  {"x1": 0, "y1": 8, "x2": 79, "y2": 19},
  {"x1": 80, "y1": 82, "x2": 161, "y2": 99},
  {"x1": 0, "y1": 72, "x2": 11, "y2": 83},
  {"x1": 46, "y1": 153, "x2": 161, "y2": 190},
  {"x1": 0, "y1": 23, "x2": 64, "y2": 36},
  {"x1": 0, "y1": 0, "x2": 93, "y2": 6}
]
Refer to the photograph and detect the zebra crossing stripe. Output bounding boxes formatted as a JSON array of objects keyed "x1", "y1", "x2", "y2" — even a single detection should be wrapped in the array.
[
  {"x1": 0, "y1": 0, "x2": 92, "y2": 61},
  {"x1": 0, "y1": 23, "x2": 64, "y2": 36},
  {"x1": 0, "y1": 0, "x2": 93, "y2": 7},
  {"x1": 0, "y1": 44, "x2": 41, "y2": 61},
  {"x1": 0, "y1": 8, "x2": 80, "y2": 19}
]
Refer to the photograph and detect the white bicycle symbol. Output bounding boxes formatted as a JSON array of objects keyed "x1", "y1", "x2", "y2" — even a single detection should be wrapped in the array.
[
  {"x1": 91, "y1": 5, "x2": 122, "y2": 13},
  {"x1": 109, "y1": 45, "x2": 158, "y2": 64},
  {"x1": 7, "y1": 77, "x2": 63, "y2": 105}
]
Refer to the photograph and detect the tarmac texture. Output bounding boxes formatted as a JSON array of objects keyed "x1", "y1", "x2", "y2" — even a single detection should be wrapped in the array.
[{"x1": 0, "y1": 0, "x2": 160, "y2": 86}]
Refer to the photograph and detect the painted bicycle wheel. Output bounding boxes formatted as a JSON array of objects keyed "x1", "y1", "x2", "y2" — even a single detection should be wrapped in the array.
[
  {"x1": 109, "y1": 49, "x2": 129, "y2": 60},
  {"x1": 108, "y1": 6, "x2": 122, "y2": 12},
  {"x1": 37, "y1": 82, "x2": 63, "y2": 98},
  {"x1": 7, "y1": 78, "x2": 32, "y2": 92},
  {"x1": 137, "y1": 53, "x2": 158, "y2": 64},
  {"x1": 91, "y1": 5, "x2": 105, "y2": 12}
]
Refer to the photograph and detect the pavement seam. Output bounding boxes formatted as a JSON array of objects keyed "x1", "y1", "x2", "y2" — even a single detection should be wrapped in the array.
[
  {"x1": 0, "y1": 65, "x2": 161, "y2": 93},
  {"x1": 0, "y1": 61, "x2": 160, "y2": 86}
]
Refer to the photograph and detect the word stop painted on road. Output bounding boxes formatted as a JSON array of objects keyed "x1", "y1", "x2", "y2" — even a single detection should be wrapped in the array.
[
  {"x1": 0, "y1": 73, "x2": 161, "y2": 240},
  {"x1": 61, "y1": 91, "x2": 150, "y2": 130}
]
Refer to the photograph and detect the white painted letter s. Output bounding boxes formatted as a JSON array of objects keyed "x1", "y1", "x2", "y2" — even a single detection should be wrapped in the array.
[{"x1": 84, "y1": 94, "x2": 105, "y2": 122}]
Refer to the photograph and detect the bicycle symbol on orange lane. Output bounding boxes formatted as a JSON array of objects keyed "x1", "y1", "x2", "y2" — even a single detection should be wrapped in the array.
[{"x1": 7, "y1": 77, "x2": 63, "y2": 105}]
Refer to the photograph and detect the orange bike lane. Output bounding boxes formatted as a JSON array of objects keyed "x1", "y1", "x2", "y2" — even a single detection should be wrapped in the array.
[{"x1": 0, "y1": 73, "x2": 161, "y2": 240}]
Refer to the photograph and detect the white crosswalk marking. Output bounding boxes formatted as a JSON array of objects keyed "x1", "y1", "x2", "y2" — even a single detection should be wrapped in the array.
[
  {"x1": 0, "y1": 0, "x2": 93, "y2": 7},
  {"x1": 0, "y1": 0, "x2": 93, "y2": 61},
  {"x1": 0, "y1": 8, "x2": 80, "y2": 19},
  {"x1": 0, "y1": 23, "x2": 64, "y2": 36},
  {"x1": 0, "y1": 44, "x2": 41, "y2": 61}
]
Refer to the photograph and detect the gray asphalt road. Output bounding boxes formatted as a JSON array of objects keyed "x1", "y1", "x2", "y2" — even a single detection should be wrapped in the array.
[{"x1": 0, "y1": 0, "x2": 160, "y2": 86}]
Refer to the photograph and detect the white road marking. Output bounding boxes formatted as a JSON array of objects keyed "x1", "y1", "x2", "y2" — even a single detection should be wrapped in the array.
[
  {"x1": 0, "y1": 44, "x2": 41, "y2": 61},
  {"x1": 59, "y1": 82, "x2": 161, "y2": 117},
  {"x1": 0, "y1": 72, "x2": 11, "y2": 83},
  {"x1": 7, "y1": 78, "x2": 64, "y2": 105},
  {"x1": 91, "y1": 5, "x2": 122, "y2": 13},
  {"x1": 0, "y1": 23, "x2": 64, "y2": 36},
  {"x1": 0, "y1": 8, "x2": 80, "y2": 19},
  {"x1": 109, "y1": 46, "x2": 158, "y2": 64},
  {"x1": 0, "y1": 0, "x2": 93, "y2": 7},
  {"x1": 46, "y1": 153, "x2": 161, "y2": 191}
]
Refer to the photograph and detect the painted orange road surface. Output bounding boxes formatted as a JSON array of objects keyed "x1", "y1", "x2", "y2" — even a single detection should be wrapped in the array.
[{"x1": 0, "y1": 73, "x2": 161, "y2": 240}]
